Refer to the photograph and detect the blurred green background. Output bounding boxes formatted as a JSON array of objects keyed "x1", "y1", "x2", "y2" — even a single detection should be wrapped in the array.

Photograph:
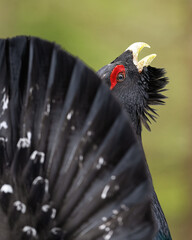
[{"x1": 0, "y1": 0, "x2": 191, "y2": 239}]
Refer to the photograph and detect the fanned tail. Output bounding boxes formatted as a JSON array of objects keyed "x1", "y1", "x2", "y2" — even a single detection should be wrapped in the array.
[{"x1": 0, "y1": 36, "x2": 155, "y2": 240}]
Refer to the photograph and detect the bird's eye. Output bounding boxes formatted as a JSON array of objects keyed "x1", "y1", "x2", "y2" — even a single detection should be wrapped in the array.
[
  {"x1": 110, "y1": 65, "x2": 126, "y2": 90},
  {"x1": 117, "y1": 72, "x2": 125, "y2": 82}
]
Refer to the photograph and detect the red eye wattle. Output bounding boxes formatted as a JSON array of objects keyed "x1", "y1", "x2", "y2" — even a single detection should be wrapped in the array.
[{"x1": 110, "y1": 65, "x2": 125, "y2": 90}]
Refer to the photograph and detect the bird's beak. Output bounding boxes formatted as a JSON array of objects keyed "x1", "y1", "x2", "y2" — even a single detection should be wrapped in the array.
[{"x1": 126, "y1": 42, "x2": 156, "y2": 72}]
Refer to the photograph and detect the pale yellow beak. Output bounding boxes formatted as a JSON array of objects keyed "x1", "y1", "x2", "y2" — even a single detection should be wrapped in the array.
[{"x1": 126, "y1": 42, "x2": 156, "y2": 72}]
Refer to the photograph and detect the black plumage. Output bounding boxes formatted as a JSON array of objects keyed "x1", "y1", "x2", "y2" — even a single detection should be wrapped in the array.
[
  {"x1": 97, "y1": 46, "x2": 172, "y2": 240},
  {"x1": 0, "y1": 36, "x2": 155, "y2": 239},
  {"x1": 97, "y1": 49, "x2": 168, "y2": 135}
]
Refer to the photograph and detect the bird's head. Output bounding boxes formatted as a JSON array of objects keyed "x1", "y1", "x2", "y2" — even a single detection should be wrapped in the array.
[{"x1": 97, "y1": 42, "x2": 168, "y2": 136}]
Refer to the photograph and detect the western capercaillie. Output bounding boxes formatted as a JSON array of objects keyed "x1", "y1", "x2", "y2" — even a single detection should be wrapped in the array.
[
  {"x1": 97, "y1": 42, "x2": 171, "y2": 240},
  {"x1": 0, "y1": 36, "x2": 155, "y2": 240}
]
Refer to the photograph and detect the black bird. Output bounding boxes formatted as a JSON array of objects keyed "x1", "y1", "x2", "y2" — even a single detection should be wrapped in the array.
[
  {"x1": 0, "y1": 36, "x2": 155, "y2": 239},
  {"x1": 97, "y1": 42, "x2": 171, "y2": 240}
]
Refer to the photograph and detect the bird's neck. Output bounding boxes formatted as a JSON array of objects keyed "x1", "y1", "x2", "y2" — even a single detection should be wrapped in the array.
[{"x1": 125, "y1": 105, "x2": 142, "y2": 137}]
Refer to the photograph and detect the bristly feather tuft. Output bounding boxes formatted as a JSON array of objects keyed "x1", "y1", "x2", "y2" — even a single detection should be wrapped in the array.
[{"x1": 139, "y1": 66, "x2": 168, "y2": 131}]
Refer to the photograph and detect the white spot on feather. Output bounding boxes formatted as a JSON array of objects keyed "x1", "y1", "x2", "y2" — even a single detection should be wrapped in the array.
[
  {"x1": 111, "y1": 175, "x2": 116, "y2": 180},
  {"x1": 22, "y1": 226, "x2": 37, "y2": 237},
  {"x1": 71, "y1": 125, "x2": 75, "y2": 131},
  {"x1": 17, "y1": 132, "x2": 31, "y2": 148},
  {"x1": 112, "y1": 209, "x2": 118, "y2": 215},
  {"x1": 42, "y1": 204, "x2": 56, "y2": 218},
  {"x1": 51, "y1": 208, "x2": 56, "y2": 219},
  {"x1": 32, "y1": 176, "x2": 43, "y2": 185},
  {"x1": 0, "y1": 121, "x2": 8, "y2": 129},
  {"x1": 45, "y1": 179, "x2": 49, "y2": 193},
  {"x1": 0, "y1": 184, "x2": 13, "y2": 193},
  {"x1": 78, "y1": 155, "x2": 84, "y2": 168},
  {"x1": 102, "y1": 217, "x2": 107, "y2": 222},
  {"x1": 67, "y1": 110, "x2": 74, "y2": 120},
  {"x1": 121, "y1": 204, "x2": 129, "y2": 211},
  {"x1": 32, "y1": 177, "x2": 49, "y2": 193},
  {"x1": 17, "y1": 138, "x2": 30, "y2": 148},
  {"x1": 0, "y1": 137, "x2": 8, "y2": 142},
  {"x1": 42, "y1": 204, "x2": 50, "y2": 212},
  {"x1": 2, "y1": 94, "x2": 9, "y2": 110},
  {"x1": 101, "y1": 185, "x2": 110, "y2": 199},
  {"x1": 29, "y1": 87, "x2": 33, "y2": 94},
  {"x1": 87, "y1": 130, "x2": 92, "y2": 136},
  {"x1": 1, "y1": 87, "x2": 5, "y2": 94},
  {"x1": 96, "y1": 157, "x2": 105, "y2": 170},
  {"x1": 27, "y1": 132, "x2": 32, "y2": 142},
  {"x1": 30, "y1": 151, "x2": 45, "y2": 164},
  {"x1": 51, "y1": 227, "x2": 62, "y2": 235},
  {"x1": 117, "y1": 216, "x2": 123, "y2": 225},
  {"x1": 45, "y1": 103, "x2": 50, "y2": 116},
  {"x1": 13, "y1": 201, "x2": 26, "y2": 214},
  {"x1": 99, "y1": 224, "x2": 106, "y2": 230},
  {"x1": 104, "y1": 230, "x2": 113, "y2": 240}
]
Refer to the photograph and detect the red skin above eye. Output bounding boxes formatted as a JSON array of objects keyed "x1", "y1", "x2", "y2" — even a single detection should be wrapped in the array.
[{"x1": 110, "y1": 65, "x2": 125, "y2": 90}]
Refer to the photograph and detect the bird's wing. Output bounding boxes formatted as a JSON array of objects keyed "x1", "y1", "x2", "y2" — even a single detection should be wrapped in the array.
[{"x1": 0, "y1": 36, "x2": 155, "y2": 240}]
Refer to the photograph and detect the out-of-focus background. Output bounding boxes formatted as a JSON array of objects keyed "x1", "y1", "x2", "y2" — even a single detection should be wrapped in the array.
[{"x1": 0, "y1": 0, "x2": 191, "y2": 239}]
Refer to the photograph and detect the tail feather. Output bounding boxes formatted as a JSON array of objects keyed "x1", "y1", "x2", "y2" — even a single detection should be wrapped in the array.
[{"x1": 0, "y1": 36, "x2": 155, "y2": 240}]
